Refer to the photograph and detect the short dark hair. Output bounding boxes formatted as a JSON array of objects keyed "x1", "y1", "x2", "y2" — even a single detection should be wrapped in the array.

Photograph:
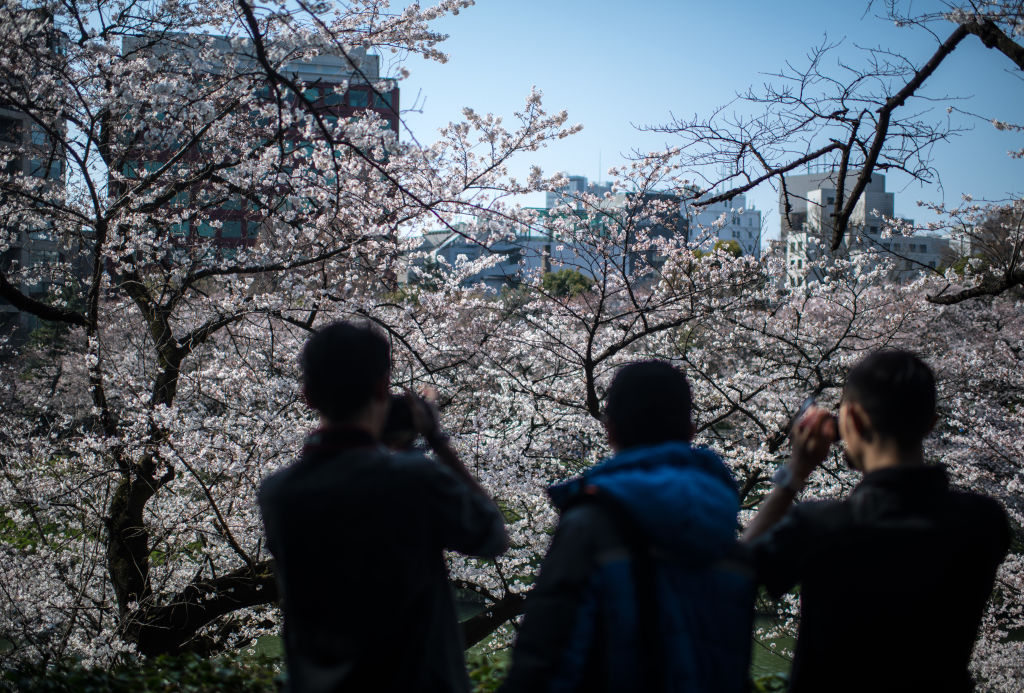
[
  {"x1": 604, "y1": 360, "x2": 693, "y2": 449},
  {"x1": 843, "y1": 349, "x2": 935, "y2": 450},
  {"x1": 300, "y1": 321, "x2": 390, "y2": 422}
]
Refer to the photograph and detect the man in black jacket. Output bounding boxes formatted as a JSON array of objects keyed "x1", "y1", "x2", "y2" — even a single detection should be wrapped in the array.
[
  {"x1": 744, "y1": 349, "x2": 1010, "y2": 692},
  {"x1": 258, "y1": 322, "x2": 507, "y2": 693}
]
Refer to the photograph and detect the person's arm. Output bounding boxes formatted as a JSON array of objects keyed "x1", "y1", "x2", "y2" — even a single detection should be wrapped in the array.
[
  {"x1": 425, "y1": 427, "x2": 492, "y2": 498},
  {"x1": 741, "y1": 406, "x2": 836, "y2": 543},
  {"x1": 500, "y1": 505, "x2": 603, "y2": 693},
  {"x1": 407, "y1": 392, "x2": 509, "y2": 557},
  {"x1": 405, "y1": 391, "x2": 491, "y2": 495}
]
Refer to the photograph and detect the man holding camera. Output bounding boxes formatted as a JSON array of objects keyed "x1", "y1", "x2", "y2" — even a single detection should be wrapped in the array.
[
  {"x1": 743, "y1": 349, "x2": 1010, "y2": 692},
  {"x1": 258, "y1": 321, "x2": 507, "y2": 693}
]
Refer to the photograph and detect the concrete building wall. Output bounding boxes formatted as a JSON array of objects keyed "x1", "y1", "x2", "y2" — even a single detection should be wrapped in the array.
[
  {"x1": 782, "y1": 173, "x2": 951, "y2": 287},
  {"x1": 545, "y1": 173, "x2": 613, "y2": 211},
  {"x1": 0, "y1": 20, "x2": 68, "y2": 345},
  {"x1": 116, "y1": 35, "x2": 398, "y2": 252},
  {"x1": 689, "y1": 193, "x2": 762, "y2": 258},
  {"x1": 779, "y1": 170, "x2": 888, "y2": 243}
]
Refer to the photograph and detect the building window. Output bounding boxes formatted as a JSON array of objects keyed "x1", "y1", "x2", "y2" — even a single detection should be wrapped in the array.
[
  {"x1": 322, "y1": 89, "x2": 345, "y2": 107},
  {"x1": 349, "y1": 90, "x2": 369, "y2": 108},
  {"x1": 0, "y1": 116, "x2": 20, "y2": 143}
]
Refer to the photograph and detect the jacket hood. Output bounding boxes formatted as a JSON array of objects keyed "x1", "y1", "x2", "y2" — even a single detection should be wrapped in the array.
[{"x1": 548, "y1": 441, "x2": 739, "y2": 563}]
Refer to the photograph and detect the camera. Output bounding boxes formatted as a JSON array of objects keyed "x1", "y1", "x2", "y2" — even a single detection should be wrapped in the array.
[
  {"x1": 797, "y1": 395, "x2": 841, "y2": 441},
  {"x1": 382, "y1": 393, "x2": 417, "y2": 450}
]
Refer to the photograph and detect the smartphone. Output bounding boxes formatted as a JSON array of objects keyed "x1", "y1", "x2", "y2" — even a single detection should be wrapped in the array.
[{"x1": 796, "y1": 395, "x2": 841, "y2": 441}]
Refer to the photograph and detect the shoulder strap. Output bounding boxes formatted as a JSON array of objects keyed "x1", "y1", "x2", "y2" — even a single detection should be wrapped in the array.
[{"x1": 564, "y1": 485, "x2": 664, "y2": 692}]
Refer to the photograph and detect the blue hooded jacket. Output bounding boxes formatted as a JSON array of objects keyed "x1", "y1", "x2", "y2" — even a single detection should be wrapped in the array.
[{"x1": 542, "y1": 441, "x2": 754, "y2": 693}]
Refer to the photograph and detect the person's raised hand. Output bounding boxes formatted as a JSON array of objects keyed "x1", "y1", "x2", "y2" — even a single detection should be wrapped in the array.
[
  {"x1": 790, "y1": 406, "x2": 838, "y2": 480},
  {"x1": 405, "y1": 388, "x2": 443, "y2": 441}
]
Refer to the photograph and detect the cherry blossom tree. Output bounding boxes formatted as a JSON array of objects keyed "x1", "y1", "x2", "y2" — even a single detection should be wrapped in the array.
[
  {"x1": 0, "y1": 0, "x2": 580, "y2": 660},
  {"x1": 0, "y1": 0, "x2": 1020, "y2": 689}
]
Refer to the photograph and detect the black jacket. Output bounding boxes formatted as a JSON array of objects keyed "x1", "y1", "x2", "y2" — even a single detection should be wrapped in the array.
[
  {"x1": 259, "y1": 428, "x2": 507, "y2": 693},
  {"x1": 751, "y1": 465, "x2": 1010, "y2": 693}
]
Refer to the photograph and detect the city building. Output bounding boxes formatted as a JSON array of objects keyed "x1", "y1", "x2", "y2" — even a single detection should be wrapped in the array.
[
  {"x1": 545, "y1": 173, "x2": 613, "y2": 211},
  {"x1": 549, "y1": 175, "x2": 761, "y2": 259},
  {"x1": 777, "y1": 168, "x2": 848, "y2": 244},
  {"x1": 599, "y1": 191, "x2": 690, "y2": 275},
  {"x1": 0, "y1": 9, "x2": 68, "y2": 343},
  {"x1": 409, "y1": 212, "x2": 592, "y2": 292},
  {"x1": 115, "y1": 35, "x2": 398, "y2": 251},
  {"x1": 780, "y1": 170, "x2": 950, "y2": 287},
  {"x1": 688, "y1": 192, "x2": 762, "y2": 258},
  {"x1": 411, "y1": 189, "x2": 691, "y2": 291}
]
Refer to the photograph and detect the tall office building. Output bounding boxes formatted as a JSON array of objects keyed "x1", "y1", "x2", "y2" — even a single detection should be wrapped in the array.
[
  {"x1": 115, "y1": 35, "x2": 399, "y2": 250},
  {"x1": 0, "y1": 9, "x2": 67, "y2": 343},
  {"x1": 780, "y1": 171, "x2": 949, "y2": 287},
  {"x1": 688, "y1": 193, "x2": 762, "y2": 258},
  {"x1": 545, "y1": 173, "x2": 613, "y2": 211}
]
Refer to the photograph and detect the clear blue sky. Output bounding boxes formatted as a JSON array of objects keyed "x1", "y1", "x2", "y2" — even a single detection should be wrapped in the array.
[{"x1": 392, "y1": 0, "x2": 1024, "y2": 242}]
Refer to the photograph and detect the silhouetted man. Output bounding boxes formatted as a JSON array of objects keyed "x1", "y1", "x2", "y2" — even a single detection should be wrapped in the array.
[
  {"x1": 502, "y1": 360, "x2": 753, "y2": 693},
  {"x1": 258, "y1": 322, "x2": 507, "y2": 693},
  {"x1": 744, "y1": 349, "x2": 1010, "y2": 692}
]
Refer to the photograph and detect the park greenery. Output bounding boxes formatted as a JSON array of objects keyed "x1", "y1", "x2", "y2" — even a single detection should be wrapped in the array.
[{"x1": 0, "y1": 0, "x2": 1022, "y2": 689}]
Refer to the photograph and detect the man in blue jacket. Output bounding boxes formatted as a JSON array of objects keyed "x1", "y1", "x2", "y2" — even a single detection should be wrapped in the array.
[{"x1": 502, "y1": 360, "x2": 753, "y2": 693}]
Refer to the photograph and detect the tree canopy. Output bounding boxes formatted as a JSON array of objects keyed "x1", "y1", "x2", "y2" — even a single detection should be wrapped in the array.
[{"x1": 0, "y1": 0, "x2": 1020, "y2": 688}]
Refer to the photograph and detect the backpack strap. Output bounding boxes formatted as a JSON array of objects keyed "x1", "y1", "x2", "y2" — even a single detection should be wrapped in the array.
[{"x1": 563, "y1": 484, "x2": 665, "y2": 692}]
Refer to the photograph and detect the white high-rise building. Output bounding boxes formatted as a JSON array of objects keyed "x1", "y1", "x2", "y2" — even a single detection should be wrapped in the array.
[
  {"x1": 545, "y1": 173, "x2": 613, "y2": 211},
  {"x1": 688, "y1": 193, "x2": 762, "y2": 258},
  {"x1": 781, "y1": 171, "x2": 950, "y2": 287}
]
